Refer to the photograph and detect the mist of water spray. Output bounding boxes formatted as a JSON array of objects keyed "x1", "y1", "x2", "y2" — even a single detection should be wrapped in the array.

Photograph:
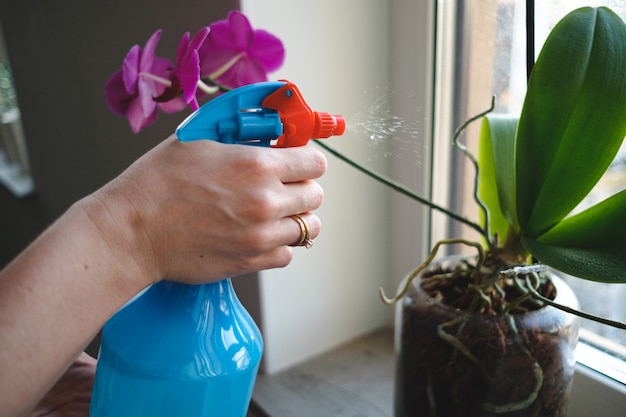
[{"x1": 344, "y1": 89, "x2": 424, "y2": 163}]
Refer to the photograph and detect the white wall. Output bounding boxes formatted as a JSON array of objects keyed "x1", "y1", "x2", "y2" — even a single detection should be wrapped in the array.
[{"x1": 242, "y1": 0, "x2": 434, "y2": 374}]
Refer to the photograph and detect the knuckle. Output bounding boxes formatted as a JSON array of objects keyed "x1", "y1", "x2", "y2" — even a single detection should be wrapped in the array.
[
  {"x1": 236, "y1": 257, "x2": 258, "y2": 274},
  {"x1": 242, "y1": 190, "x2": 279, "y2": 221},
  {"x1": 244, "y1": 226, "x2": 274, "y2": 253},
  {"x1": 244, "y1": 151, "x2": 274, "y2": 174},
  {"x1": 247, "y1": 238, "x2": 270, "y2": 254}
]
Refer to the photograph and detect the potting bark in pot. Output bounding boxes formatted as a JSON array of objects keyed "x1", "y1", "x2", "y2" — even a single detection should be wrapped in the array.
[{"x1": 394, "y1": 255, "x2": 579, "y2": 417}]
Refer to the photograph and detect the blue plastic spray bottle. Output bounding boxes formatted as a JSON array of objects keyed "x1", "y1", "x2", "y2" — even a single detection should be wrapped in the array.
[{"x1": 90, "y1": 80, "x2": 345, "y2": 417}]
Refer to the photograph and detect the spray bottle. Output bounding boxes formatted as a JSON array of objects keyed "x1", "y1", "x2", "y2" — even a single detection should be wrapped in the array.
[{"x1": 90, "y1": 80, "x2": 345, "y2": 417}]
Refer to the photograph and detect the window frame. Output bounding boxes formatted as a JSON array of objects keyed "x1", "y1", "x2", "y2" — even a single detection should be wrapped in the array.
[{"x1": 432, "y1": 0, "x2": 626, "y2": 413}]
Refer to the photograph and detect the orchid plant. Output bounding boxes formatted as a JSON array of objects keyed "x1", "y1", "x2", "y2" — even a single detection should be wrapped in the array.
[
  {"x1": 317, "y1": 6, "x2": 626, "y2": 326},
  {"x1": 105, "y1": 11, "x2": 285, "y2": 133}
]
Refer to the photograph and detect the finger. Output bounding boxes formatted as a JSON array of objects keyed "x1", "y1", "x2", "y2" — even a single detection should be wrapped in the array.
[
  {"x1": 284, "y1": 213, "x2": 321, "y2": 248},
  {"x1": 275, "y1": 180, "x2": 324, "y2": 219},
  {"x1": 233, "y1": 245, "x2": 295, "y2": 276},
  {"x1": 221, "y1": 212, "x2": 321, "y2": 256},
  {"x1": 273, "y1": 146, "x2": 328, "y2": 183}
]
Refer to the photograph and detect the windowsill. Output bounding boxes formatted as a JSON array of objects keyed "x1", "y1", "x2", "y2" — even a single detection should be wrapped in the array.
[
  {"x1": 250, "y1": 326, "x2": 626, "y2": 417},
  {"x1": 576, "y1": 328, "x2": 626, "y2": 386},
  {"x1": 251, "y1": 327, "x2": 394, "y2": 417}
]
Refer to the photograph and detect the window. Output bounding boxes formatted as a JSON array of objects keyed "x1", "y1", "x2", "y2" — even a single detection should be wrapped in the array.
[
  {"x1": 434, "y1": 0, "x2": 626, "y2": 397},
  {"x1": 0, "y1": 19, "x2": 33, "y2": 198}
]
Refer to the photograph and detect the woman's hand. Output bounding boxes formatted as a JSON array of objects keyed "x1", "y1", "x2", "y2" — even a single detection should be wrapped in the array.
[{"x1": 80, "y1": 135, "x2": 328, "y2": 288}]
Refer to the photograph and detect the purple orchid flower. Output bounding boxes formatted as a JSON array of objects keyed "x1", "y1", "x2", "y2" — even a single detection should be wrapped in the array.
[
  {"x1": 105, "y1": 30, "x2": 183, "y2": 132},
  {"x1": 174, "y1": 27, "x2": 211, "y2": 110},
  {"x1": 105, "y1": 11, "x2": 286, "y2": 133},
  {"x1": 198, "y1": 11, "x2": 285, "y2": 89}
]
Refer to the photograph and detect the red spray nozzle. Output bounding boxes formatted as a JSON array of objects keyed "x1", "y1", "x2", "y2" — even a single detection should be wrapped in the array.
[
  {"x1": 262, "y1": 80, "x2": 346, "y2": 148},
  {"x1": 313, "y1": 112, "x2": 346, "y2": 138}
]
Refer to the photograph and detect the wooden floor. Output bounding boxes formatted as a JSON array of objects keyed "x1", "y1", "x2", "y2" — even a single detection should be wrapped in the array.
[{"x1": 249, "y1": 327, "x2": 394, "y2": 417}]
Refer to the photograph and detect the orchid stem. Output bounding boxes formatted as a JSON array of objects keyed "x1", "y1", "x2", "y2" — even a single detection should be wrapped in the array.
[
  {"x1": 196, "y1": 79, "x2": 220, "y2": 95},
  {"x1": 524, "y1": 276, "x2": 626, "y2": 329},
  {"x1": 139, "y1": 72, "x2": 172, "y2": 87},
  {"x1": 314, "y1": 140, "x2": 486, "y2": 238},
  {"x1": 207, "y1": 52, "x2": 244, "y2": 81}
]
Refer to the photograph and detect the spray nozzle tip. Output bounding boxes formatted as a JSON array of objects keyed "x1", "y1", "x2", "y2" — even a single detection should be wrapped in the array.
[
  {"x1": 334, "y1": 115, "x2": 346, "y2": 136},
  {"x1": 313, "y1": 112, "x2": 346, "y2": 138}
]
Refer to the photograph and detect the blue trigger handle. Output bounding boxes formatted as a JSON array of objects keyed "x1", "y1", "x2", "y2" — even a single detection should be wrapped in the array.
[{"x1": 175, "y1": 81, "x2": 287, "y2": 147}]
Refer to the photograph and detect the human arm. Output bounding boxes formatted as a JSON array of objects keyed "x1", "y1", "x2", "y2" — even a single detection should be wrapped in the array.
[{"x1": 0, "y1": 135, "x2": 327, "y2": 417}]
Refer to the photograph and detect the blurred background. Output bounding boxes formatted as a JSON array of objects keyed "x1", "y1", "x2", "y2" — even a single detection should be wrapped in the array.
[{"x1": 0, "y1": 0, "x2": 238, "y2": 266}]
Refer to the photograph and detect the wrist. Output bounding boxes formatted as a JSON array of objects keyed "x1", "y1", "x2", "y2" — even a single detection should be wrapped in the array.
[{"x1": 75, "y1": 186, "x2": 160, "y2": 296}]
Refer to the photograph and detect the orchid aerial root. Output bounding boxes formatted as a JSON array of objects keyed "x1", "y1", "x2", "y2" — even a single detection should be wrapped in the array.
[{"x1": 378, "y1": 238, "x2": 485, "y2": 305}]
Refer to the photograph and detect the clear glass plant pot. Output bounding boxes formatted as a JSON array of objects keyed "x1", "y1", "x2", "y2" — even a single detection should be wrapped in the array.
[{"x1": 394, "y1": 256, "x2": 580, "y2": 417}]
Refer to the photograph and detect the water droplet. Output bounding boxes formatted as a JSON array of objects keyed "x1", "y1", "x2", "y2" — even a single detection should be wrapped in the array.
[{"x1": 345, "y1": 89, "x2": 423, "y2": 163}]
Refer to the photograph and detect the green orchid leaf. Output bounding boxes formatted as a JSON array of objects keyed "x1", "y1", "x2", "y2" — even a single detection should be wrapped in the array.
[
  {"x1": 478, "y1": 114, "x2": 518, "y2": 241},
  {"x1": 515, "y1": 7, "x2": 626, "y2": 238},
  {"x1": 522, "y1": 238, "x2": 626, "y2": 283},
  {"x1": 522, "y1": 190, "x2": 626, "y2": 282},
  {"x1": 538, "y1": 189, "x2": 626, "y2": 246}
]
